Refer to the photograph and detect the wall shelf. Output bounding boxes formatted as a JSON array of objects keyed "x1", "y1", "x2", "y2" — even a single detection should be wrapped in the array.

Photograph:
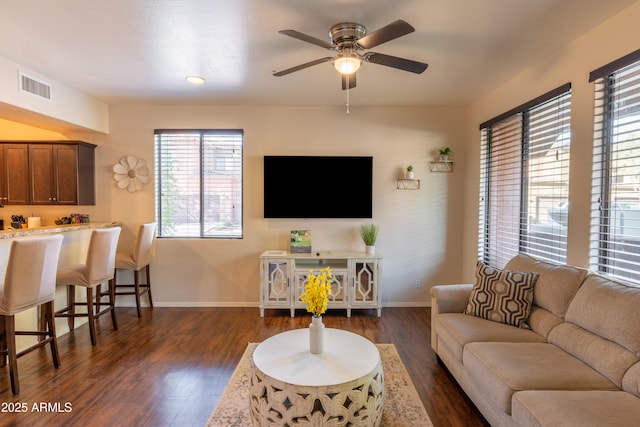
[
  {"x1": 396, "y1": 179, "x2": 420, "y2": 190},
  {"x1": 430, "y1": 161, "x2": 454, "y2": 173}
]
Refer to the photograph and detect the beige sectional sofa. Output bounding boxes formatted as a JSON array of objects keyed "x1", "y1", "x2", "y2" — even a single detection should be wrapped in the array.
[{"x1": 430, "y1": 253, "x2": 640, "y2": 426}]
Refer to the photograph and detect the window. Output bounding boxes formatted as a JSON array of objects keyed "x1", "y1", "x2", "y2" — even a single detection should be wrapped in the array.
[
  {"x1": 590, "y1": 49, "x2": 640, "y2": 284},
  {"x1": 154, "y1": 129, "x2": 243, "y2": 238},
  {"x1": 479, "y1": 84, "x2": 572, "y2": 268}
]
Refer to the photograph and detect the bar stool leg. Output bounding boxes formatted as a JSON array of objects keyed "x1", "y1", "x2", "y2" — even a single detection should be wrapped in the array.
[
  {"x1": 0, "y1": 316, "x2": 6, "y2": 367},
  {"x1": 67, "y1": 285, "x2": 76, "y2": 331},
  {"x1": 43, "y1": 301, "x2": 60, "y2": 368},
  {"x1": 6, "y1": 315, "x2": 19, "y2": 394},
  {"x1": 146, "y1": 265, "x2": 153, "y2": 308},
  {"x1": 0, "y1": 316, "x2": 7, "y2": 368},
  {"x1": 86, "y1": 288, "x2": 97, "y2": 346},
  {"x1": 109, "y1": 279, "x2": 118, "y2": 330},
  {"x1": 134, "y1": 270, "x2": 142, "y2": 318}
]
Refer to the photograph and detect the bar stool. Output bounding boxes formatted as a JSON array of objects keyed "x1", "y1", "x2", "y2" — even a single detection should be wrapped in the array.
[
  {"x1": 55, "y1": 227, "x2": 121, "y2": 346},
  {"x1": 113, "y1": 222, "x2": 156, "y2": 317},
  {"x1": 0, "y1": 234, "x2": 64, "y2": 395}
]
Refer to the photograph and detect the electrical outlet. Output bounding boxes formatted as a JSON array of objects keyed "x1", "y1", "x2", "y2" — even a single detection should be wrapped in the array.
[{"x1": 414, "y1": 280, "x2": 420, "y2": 288}]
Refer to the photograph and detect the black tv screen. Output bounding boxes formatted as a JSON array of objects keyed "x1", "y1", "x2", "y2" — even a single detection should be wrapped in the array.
[{"x1": 264, "y1": 156, "x2": 373, "y2": 218}]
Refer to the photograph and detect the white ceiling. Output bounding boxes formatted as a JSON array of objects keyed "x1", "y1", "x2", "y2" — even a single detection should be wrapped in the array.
[{"x1": 0, "y1": 0, "x2": 637, "y2": 108}]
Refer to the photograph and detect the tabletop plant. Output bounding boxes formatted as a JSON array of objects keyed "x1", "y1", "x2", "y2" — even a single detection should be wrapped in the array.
[{"x1": 359, "y1": 223, "x2": 379, "y2": 246}]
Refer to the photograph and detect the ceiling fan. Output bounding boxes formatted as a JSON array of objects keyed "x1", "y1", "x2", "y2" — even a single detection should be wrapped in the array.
[{"x1": 273, "y1": 20, "x2": 428, "y2": 90}]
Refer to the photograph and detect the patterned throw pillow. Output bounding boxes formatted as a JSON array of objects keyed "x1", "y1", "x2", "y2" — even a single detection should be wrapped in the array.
[{"x1": 464, "y1": 261, "x2": 538, "y2": 327}]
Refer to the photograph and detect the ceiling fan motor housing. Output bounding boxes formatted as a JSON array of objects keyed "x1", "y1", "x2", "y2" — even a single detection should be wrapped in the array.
[{"x1": 330, "y1": 22, "x2": 367, "y2": 47}]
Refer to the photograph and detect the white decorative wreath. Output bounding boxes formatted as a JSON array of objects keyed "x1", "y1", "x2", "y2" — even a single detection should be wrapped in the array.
[{"x1": 113, "y1": 155, "x2": 150, "y2": 192}]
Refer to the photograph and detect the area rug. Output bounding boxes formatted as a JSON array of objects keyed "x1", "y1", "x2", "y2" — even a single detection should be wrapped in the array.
[{"x1": 206, "y1": 343, "x2": 433, "y2": 426}]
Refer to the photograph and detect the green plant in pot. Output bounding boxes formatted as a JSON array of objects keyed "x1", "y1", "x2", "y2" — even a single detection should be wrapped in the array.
[
  {"x1": 406, "y1": 165, "x2": 414, "y2": 179},
  {"x1": 439, "y1": 147, "x2": 451, "y2": 161},
  {"x1": 360, "y1": 223, "x2": 379, "y2": 254}
]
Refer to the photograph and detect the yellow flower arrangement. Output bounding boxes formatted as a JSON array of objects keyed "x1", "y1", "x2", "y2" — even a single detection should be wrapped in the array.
[{"x1": 300, "y1": 267, "x2": 332, "y2": 317}]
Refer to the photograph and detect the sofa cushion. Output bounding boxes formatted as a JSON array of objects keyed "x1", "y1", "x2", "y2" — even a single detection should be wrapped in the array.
[
  {"x1": 623, "y1": 362, "x2": 640, "y2": 398},
  {"x1": 504, "y1": 253, "x2": 588, "y2": 318},
  {"x1": 565, "y1": 274, "x2": 640, "y2": 357},
  {"x1": 464, "y1": 262, "x2": 537, "y2": 327},
  {"x1": 549, "y1": 322, "x2": 638, "y2": 388},
  {"x1": 526, "y1": 305, "x2": 564, "y2": 338},
  {"x1": 512, "y1": 390, "x2": 640, "y2": 427},
  {"x1": 436, "y1": 313, "x2": 545, "y2": 362},
  {"x1": 463, "y1": 342, "x2": 617, "y2": 415}
]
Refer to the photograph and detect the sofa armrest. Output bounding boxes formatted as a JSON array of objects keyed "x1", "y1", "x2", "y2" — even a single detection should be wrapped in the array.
[
  {"x1": 430, "y1": 284, "x2": 473, "y2": 314},
  {"x1": 430, "y1": 284, "x2": 473, "y2": 352}
]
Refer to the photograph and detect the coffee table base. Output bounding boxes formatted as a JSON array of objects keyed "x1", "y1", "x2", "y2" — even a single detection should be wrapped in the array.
[{"x1": 249, "y1": 360, "x2": 384, "y2": 426}]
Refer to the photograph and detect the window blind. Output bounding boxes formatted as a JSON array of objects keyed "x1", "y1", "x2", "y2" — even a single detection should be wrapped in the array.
[
  {"x1": 479, "y1": 85, "x2": 571, "y2": 268},
  {"x1": 590, "y1": 56, "x2": 640, "y2": 284},
  {"x1": 154, "y1": 129, "x2": 243, "y2": 238}
]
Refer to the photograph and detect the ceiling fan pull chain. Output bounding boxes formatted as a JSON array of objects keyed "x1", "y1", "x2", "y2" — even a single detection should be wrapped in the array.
[{"x1": 346, "y1": 74, "x2": 351, "y2": 114}]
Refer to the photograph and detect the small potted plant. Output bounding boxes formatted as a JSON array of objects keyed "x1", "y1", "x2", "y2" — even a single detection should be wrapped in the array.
[
  {"x1": 406, "y1": 165, "x2": 414, "y2": 179},
  {"x1": 439, "y1": 147, "x2": 451, "y2": 161},
  {"x1": 359, "y1": 223, "x2": 379, "y2": 254}
]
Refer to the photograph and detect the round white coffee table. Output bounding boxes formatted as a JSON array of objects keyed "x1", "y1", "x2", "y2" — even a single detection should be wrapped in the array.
[{"x1": 249, "y1": 328, "x2": 384, "y2": 426}]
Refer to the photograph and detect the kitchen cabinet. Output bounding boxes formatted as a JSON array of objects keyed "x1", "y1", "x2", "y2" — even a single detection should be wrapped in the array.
[
  {"x1": 28, "y1": 141, "x2": 96, "y2": 205},
  {"x1": 0, "y1": 144, "x2": 30, "y2": 205}
]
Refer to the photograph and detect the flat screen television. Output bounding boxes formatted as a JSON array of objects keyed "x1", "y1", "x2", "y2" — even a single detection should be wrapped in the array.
[{"x1": 264, "y1": 155, "x2": 373, "y2": 218}]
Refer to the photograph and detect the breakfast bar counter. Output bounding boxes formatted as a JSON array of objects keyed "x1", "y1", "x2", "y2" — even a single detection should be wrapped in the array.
[
  {"x1": 0, "y1": 222, "x2": 120, "y2": 239},
  {"x1": 0, "y1": 222, "x2": 122, "y2": 351}
]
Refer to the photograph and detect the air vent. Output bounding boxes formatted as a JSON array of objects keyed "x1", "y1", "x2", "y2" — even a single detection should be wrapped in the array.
[{"x1": 18, "y1": 72, "x2": 51, "y2": 100}]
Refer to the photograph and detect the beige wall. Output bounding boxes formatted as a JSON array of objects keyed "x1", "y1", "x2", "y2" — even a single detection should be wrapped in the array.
[
  {"x1": 461, "y1": 1, "x2": 640, "y2": 281},
  {"x1": 4, "y1": 1, "x2": 639, "y2": 307},
  {"x1": 3, "y1": 104, "x2": 465, "y2": 308}
]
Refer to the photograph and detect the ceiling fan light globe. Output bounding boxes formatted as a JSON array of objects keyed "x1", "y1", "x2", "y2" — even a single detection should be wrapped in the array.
[
  {"x1": 186, "y1": 75, "x2": 205, "y2": 85},
  {"x1": 334, "y1": 56, "x2": 361, "y2": 75}
]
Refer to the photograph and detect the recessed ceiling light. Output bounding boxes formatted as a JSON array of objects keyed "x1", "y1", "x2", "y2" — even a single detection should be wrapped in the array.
[{"x1": 186, "y1": 76, "x2": 205, "y2": 85}]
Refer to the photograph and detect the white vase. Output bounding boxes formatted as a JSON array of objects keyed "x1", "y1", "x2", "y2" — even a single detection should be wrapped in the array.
[
  {"x1": 365, "y1": 245, "x2": 376, "y2": 255},
  {"x1": 406, "y1": 171, "x2": 414, "y2": 179},
  {"x1": 309, "y1": 315, "x2": 325, "y2": 354}
]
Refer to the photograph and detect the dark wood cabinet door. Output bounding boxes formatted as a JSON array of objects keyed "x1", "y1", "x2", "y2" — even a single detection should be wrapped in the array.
[
  {"x1": 54, "y1": 144, "x2": 78, "y2": 204},
  {"x1": 29, "y1": 144, "x2": 55, "y2": 204},
  {"x1": 0, "y1": 145, "x2": 5, "y2": 203},
  {"x1": 4, "y1": 144, "x2": 29, "y2": 205}
]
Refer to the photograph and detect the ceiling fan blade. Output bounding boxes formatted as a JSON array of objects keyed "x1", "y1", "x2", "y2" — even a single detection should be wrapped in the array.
[
  {"x1": 279, "y1": 30, "x2": 335, "y2": 50},
  {"x1": 356, "y1": 20, "x2": 415, "y2": 49},
  {"x1": 341, "y1": 73, "x2": 356, "y2": 90},
  {"x1": 273, "y1": 57, "x2": 333, "y2": 76},
  {"x1": 365, "y1": 52, "x2": 428, "y2": 74}
]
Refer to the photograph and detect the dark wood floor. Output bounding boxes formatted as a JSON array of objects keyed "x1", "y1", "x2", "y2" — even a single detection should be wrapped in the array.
[{"x1": 0, "y1": 307, "x2": 489, "y2": 427}]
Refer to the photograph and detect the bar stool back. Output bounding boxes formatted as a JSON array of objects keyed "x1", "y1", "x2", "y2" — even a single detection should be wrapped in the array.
[
  {"x1": 55, "y1": 227, "x2": 121, "y2": 346},
  {"x1": 113, "y1": 222, "x2": 156, "y2": 317},
  {"x1": 0, "y1": 234, "x2": 64, "y2": 394}
]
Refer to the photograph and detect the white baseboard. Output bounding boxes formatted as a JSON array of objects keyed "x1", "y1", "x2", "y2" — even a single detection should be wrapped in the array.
[
  {"x1": 117, "y1": 301, "x2": 431, "y2": 308},
  {"x1": 383, "y1": 301, "x2": 431, "y2": 308},
  {"x1": 151, "y1": 301, "x2": 260, "y2": 308}
]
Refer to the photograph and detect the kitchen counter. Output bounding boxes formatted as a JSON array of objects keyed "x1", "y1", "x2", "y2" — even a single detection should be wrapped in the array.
[
  {"x1": 0, "y1": 222, "x2": 120, "y2": 239},
  {"x1": 1, "y1": 221, "x2": 122, "y2": 351}
]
